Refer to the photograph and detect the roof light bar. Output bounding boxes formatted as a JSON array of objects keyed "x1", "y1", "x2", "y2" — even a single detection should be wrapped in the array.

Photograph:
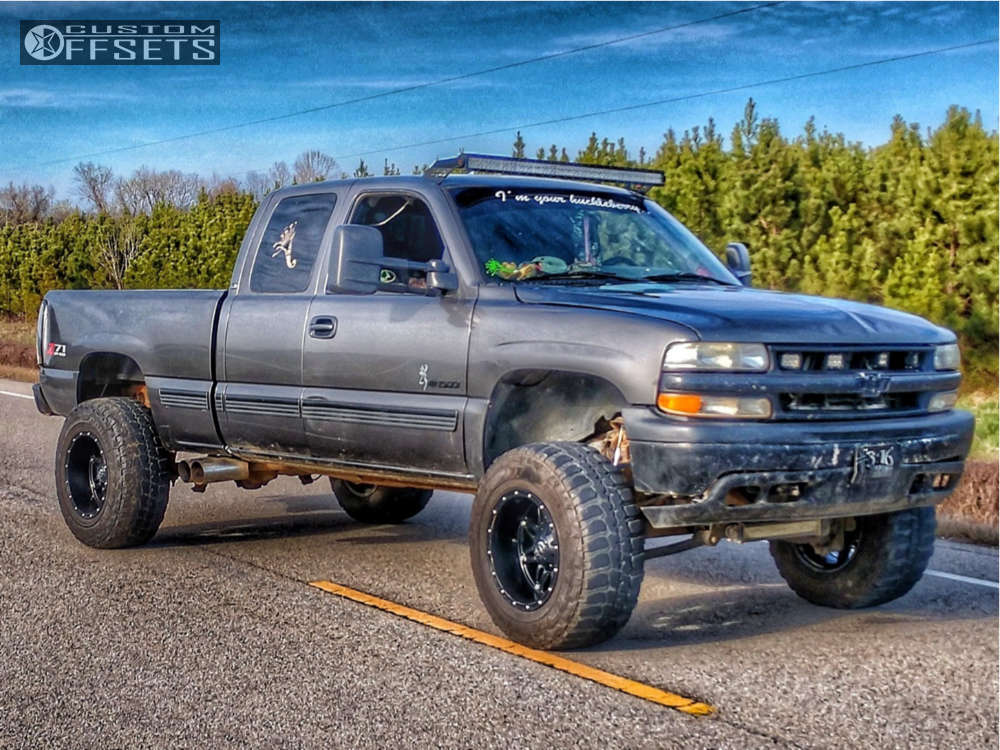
[{"x1": 427, "y1": 153, "x2": 665, "y2": 188}]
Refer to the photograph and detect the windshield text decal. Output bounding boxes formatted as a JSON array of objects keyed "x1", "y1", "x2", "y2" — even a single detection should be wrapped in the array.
[{"x1": 491, "y1": 191, "x2": 642, "y2": 214}]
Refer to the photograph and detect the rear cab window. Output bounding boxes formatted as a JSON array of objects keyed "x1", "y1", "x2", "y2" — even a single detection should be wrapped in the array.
[{"x1": 250, "y1": 193, "x2": 338, "y2": 293}]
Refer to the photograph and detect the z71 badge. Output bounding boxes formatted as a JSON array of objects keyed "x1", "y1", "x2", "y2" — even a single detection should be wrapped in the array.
[{"x1": 46, "y1": 342, "x2": 66, "y2": 357}]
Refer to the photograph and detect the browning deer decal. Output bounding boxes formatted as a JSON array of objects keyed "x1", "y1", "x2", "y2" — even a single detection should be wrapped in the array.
[{"x1": 272, "y1": 221, "x2": 298, "y2": 269}]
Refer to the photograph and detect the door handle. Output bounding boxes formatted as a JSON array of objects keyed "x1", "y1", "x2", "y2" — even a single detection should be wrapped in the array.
[{"x1": 309, "y1": 315, "x2": 338, "y2": 339}]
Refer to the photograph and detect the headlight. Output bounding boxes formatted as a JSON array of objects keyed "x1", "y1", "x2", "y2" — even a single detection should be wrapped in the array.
[
  {"x1": 927, "y1": 391, "x2": 958, "y2": 413},
  {"x1": 934, "y1": 343, "x2": 961, "y2": 371},
  {"x1": 657, "y1": 392, "x2": 773, "y2": 419},
  {"x1": 663, "y1": 342, "x2": 769, "y2": 372}
]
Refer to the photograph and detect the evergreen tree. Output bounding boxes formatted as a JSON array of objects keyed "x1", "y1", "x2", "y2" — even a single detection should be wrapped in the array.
[
  {"x1": 513, "y1": 131, "x2": 526, "y2": 159},
  {"x1": 0, "y1": 104, "x2": 994, "y2": 380}
]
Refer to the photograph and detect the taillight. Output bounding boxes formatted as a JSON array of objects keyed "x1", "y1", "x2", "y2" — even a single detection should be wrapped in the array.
[{"x1": 36, "y1": 299, "x2": 48, "y2": 366}]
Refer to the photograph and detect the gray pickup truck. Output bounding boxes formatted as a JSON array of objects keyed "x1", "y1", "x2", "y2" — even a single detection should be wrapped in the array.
[{"x1": 35, "y1": 154, "x2": 974, "y2": 649}]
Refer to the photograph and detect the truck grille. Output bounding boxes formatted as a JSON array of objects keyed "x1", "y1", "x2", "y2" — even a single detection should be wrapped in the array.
[
  {"x1": 658, "y1": 345, "x2": 959, "y2": 422},
  {"x1": 771, "y1": 346, "x2": 935, "y2": 420},
  {"x1": 780, "y1": 391, "x2": 921, "y2": 414},
  {"x1": 774, "y1": 347, "x2": 928, "y2": 373}
]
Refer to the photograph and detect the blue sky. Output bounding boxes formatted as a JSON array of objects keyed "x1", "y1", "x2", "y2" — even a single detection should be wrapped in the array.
[{"x1": 1, "y1": 1, "x2": 997, "y2": 199}]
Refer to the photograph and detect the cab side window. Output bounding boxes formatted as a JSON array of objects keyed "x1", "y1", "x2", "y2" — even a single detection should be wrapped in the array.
[
  {"x1": 250, "y1": 193, "x2": 337, "y2": 293},
  {"x1": 350, "y1": 195, "x2": 444, "y2": 289}
]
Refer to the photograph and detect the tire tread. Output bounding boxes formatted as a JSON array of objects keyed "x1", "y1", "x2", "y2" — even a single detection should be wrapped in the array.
[
  {"x1": 770, "y1": 506, "x2": 936, "y2": 609},
  {"x1": 471, "y1": 442, "x2": 644, "y2": 650},
  {"x1": 330, "y1": 480, "x2": 432, "y2": 524},
  {"x1": 56, "y1": 397, "x2": 171, "y2": 548}
]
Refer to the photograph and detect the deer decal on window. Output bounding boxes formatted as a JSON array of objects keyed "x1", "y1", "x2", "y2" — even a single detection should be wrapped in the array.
[{"x1": 272, "y1": 221, "x2": 298, "y2": 269}]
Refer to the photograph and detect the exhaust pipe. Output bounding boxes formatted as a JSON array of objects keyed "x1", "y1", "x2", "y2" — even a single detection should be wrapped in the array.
[{"x1": 179, "y1": 457, "x2": 250, "y2": 485}]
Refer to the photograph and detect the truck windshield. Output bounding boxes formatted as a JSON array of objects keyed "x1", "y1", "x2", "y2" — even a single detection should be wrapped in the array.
[{"x1": 448, "y1": 186, "x2": 737, "y2": 284}]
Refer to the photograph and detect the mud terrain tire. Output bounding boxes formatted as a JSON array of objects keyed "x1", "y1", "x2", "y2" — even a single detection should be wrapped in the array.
[
  {"x1": 770, "y1": 507, "x2": 936, "y2": 608},
  {"x1": 470, "y1": 442, "x2": 644, "y2": 650},
  {"x1": 55, "y1": 397, "x2": 172, "y2": 549},
  {"x1": 331, "y1": 480, "x2": 432, "y2": 524}
]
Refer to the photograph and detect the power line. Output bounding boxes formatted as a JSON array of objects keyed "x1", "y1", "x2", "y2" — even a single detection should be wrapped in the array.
[
  {"x1": 27, "y1": 2, "x2": 782, "y2": 169},
  {"x1": 326, "y1": 38, "x2": 998, "y2": 163}
]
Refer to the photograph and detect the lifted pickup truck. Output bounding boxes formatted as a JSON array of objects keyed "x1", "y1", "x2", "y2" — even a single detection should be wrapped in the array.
[{"x1": 35, "y1": 154, "x2": 974, "y2": 649}]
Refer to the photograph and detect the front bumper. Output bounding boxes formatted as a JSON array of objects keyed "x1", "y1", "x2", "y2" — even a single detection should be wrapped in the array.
[{"x1": 623, "y1": 407, "x2": 974, "y2": 528}]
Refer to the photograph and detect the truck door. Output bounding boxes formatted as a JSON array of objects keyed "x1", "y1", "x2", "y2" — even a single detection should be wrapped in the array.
[
  {"x1": 303, "y1": 190, "x2": 473, "y2": 475},
  {"x1": 218, "y1": 190, "x2": 339, "y2": 458}
]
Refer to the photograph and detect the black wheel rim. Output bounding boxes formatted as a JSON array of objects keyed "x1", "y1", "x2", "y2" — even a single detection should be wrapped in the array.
[
  {"x1": 486, "y1": 490, "x2": 559, "y2": 611},
  {"x1": 792, "y1": 526, "x2": 862, "y2": 573},
  {"x1": 66, "y1": 432, "x2": 108, "y2": 520}
]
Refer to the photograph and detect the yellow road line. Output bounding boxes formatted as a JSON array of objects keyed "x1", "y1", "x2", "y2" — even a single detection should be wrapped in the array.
[{"x1": 308, "y1": 580, "x2": 714, "y2": 716}]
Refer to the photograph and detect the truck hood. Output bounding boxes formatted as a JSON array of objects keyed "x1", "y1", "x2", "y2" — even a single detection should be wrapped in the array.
[{"x1": 513, "y1": 282, "x2": 953, "y2": 345}]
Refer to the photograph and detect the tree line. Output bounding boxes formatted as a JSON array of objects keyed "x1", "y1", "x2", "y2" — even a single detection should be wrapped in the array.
[
  {"x1": 0, "y1": 100, "x2": 996, "y2": 380},
  {"x1": 516, "y1": 101, "x2": 998, "y2": 380}
]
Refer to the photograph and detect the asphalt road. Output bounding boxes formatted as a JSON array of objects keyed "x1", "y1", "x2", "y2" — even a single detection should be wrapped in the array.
[{"x1": 1, "y1": 378, "x2": 997, "y2": 748}]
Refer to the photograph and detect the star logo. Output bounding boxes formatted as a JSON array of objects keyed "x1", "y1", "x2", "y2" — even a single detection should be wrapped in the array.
[{"x1": 24, "y1": 24, "x2": 64, "y2": 61}]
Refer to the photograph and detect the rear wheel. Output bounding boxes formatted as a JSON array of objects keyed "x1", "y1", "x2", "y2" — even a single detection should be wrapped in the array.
[
  {"x1": 470, "y1": 442, "x2": 644, "y2": 650},
  {"x1": 55, "y1": 397, "x2": 172, "y2": 549},
  {"x1": 330, "y1": 480, "x2": 432, "y2": 524},
  {"x1": 770, "y1": 507, "x2": 936, "y2": 608}
]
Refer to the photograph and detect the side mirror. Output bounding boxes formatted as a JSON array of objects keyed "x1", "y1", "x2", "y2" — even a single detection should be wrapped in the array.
[
  {"x1": 426, "y1": 259, "x2": 458, "y2": 292},
  {"x1": 725, "y1": 242, "x2": 752, "y2": 287},
  {"x1": 328, "y1": 225, "x2": 383, "y2": 294}
]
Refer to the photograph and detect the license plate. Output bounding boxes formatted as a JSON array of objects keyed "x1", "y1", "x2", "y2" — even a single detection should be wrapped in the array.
[{"x1": 852, "y1": 444, "x2": 899, "y2": 483}]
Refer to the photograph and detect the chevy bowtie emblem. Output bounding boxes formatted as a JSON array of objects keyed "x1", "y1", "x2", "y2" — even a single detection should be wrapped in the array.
[
  {"x1": 856, "y1": 371, "x2": 891, "y2": 398},
  {"x1": 272, "y1": 221, "x2": 298, "y2": 269}
]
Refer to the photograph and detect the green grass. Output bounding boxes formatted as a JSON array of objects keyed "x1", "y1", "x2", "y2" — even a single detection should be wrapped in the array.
[{"x1": 958, "y1": 392, "x2": 999, "y2": 460}]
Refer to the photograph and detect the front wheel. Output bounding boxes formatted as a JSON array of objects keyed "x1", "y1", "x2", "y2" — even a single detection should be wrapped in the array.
[
  {"x1": 470, "y1": 442, "x2": 644, "y2": 650},
  {"x1": 770, "y1": 507, "x2": 936, "y2": 609}
]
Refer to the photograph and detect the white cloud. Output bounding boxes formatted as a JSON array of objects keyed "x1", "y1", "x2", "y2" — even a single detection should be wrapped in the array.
[
  {"x1": 0, "y1": 87, "x2": 136, "y2": 109},
  {"x1": 548, "y1": 21, "x2": 741, "y2": 54},
  {"x1": 0, "y1": 88, "x2": 58, "y2": 108}
]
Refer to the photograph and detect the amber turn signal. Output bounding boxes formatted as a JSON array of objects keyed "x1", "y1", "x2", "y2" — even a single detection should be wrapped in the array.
[
  {"x1": 657, "y1": 392, "x2": 772, "y2": 419},
  {"x1": 657, "y1": 393, "x2": 703, "y2": 414}
]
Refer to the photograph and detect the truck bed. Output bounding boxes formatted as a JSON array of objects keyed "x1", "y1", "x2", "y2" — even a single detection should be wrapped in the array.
[{"x1": 38, "y1": 289, "x2": 227, "y2": 422}]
